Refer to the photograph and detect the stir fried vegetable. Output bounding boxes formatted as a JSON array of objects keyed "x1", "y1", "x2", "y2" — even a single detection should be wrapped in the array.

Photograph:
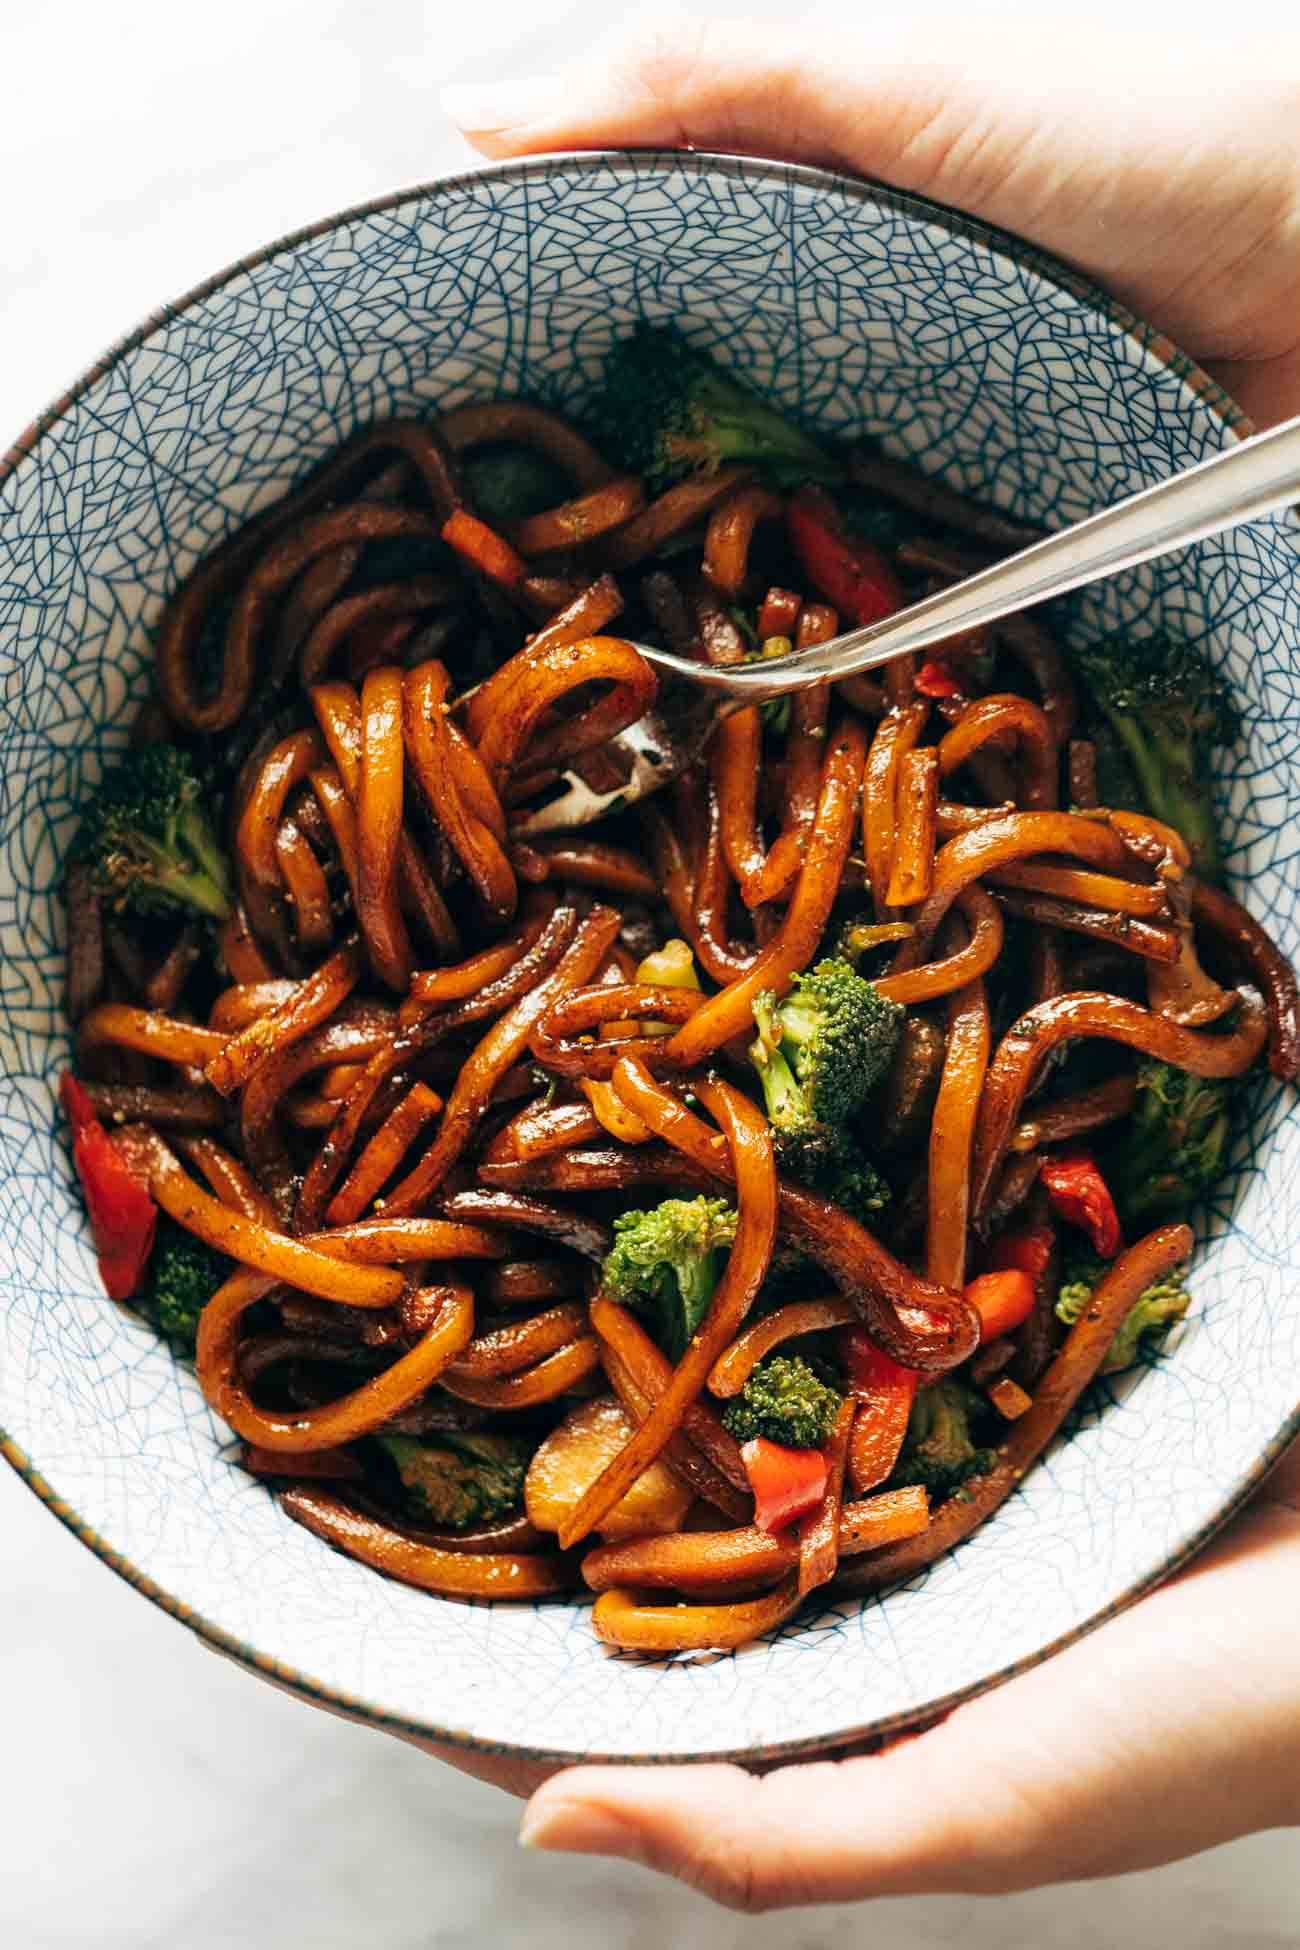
[
  {"x1": 602, "y1": 1197, "x2": 739, "y2": 1359},
  {"x1": 71, "y1": 745, "x2": 231, "y2": 921}
]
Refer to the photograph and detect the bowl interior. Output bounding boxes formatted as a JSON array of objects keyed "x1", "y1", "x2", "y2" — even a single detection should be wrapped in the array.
[{"x1": 2, "y1": 153, "x2": 1298, "y2": 1763}]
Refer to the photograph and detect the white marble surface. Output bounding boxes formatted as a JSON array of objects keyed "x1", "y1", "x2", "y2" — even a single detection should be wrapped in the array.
[{"x1": 2, "y1": 2, "x2": 1298, "y2": 1941}]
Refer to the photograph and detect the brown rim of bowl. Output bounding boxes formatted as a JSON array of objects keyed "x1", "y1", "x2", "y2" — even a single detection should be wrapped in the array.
[{"x1": 2, "y1": 149, "x2": 1294, "y2": 1768}]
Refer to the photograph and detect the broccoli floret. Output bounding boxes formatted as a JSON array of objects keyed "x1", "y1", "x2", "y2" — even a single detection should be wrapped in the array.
[
  {"x1": 602, "y1": 1196, "x2": 738, "y2": 1358},
  {"x1": 463, "y1": 443, "x2": 569, "y2": 528},
  {"x1": 1103, "y1": 1276, "x2": 1192, "y2": 1372},
  {"x1": 773, "y1": 1122, "x2": 891, "y2": 1228},
  {"x1": 1108, "y1": 1060, "x2": 1235, "y2": 1226},
  {"x1": 1055, "y1": 1251, "x2": 1109, "y2": 1331},
  {"x1": 1086, "y1": 719, "x2": 1144, "y2": 815},
  {"x1": 145, "y1": 1220, "x2": 228, "y2": 1350},
  {"x1": 751, "y1": 1121, "x2": 892, "y2": 1302},
  {"x1": 71, "y1": 744, "x2": 232, "y2": 922},
  {"x1": 1073, "y1": 630, "x2": 1237, "y2": 877},
  {"x1": 590, "y1": 323, "x2": 843, "y2": 493},
  {"x1": 1055, "y1": 1251, "x2": 1192, "y2": 1373},
  {"x1": 752, "y1": 959, "x2": 904, "y2": 1133},
  {"x1": 890, "y1": 1378, "x2": 996, "y2": 1500},
  {"x1": 376, "y1": 1431, "x2": 530, "y2": 1530},
  {"x1": 721, "y1": 1353, "x2": 842, "y2": 1449}
]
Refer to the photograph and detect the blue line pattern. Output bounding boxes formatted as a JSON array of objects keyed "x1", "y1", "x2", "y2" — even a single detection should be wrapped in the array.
[{"x1": 0, "y1": 155, "x2": 1297, "y2": 1762}]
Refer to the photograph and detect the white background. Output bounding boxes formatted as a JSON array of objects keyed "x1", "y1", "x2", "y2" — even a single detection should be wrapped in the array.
[{"x1": 2, "y1": 2, "x2": 1297, "y2": 1943}]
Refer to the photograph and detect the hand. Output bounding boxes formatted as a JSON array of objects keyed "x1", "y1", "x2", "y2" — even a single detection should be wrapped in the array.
[
  {"x1": 501, "y1": 1447, "x2": 1300, "y2": 1907},
  {"x1": 442, "y1": 10, "x2": 1300, "y2": 429}
]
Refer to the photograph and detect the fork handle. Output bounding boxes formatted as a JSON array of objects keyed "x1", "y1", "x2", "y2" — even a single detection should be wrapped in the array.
[{"x1": 668, "y1": 410, "x2": 1300, "y2": 697}]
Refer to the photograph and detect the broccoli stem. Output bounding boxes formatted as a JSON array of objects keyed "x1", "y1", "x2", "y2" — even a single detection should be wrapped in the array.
[
  {"x1": 752, "y1": 1040, "x2": 805, "y2": 1129},
  {"x1": 676, "y1": 393, "x2": 833, "y2": 482},
  {"x1": 674, "y1": 1255, "x2": 720, "y2": 1342},
  {"x1": 772, "y1": 997, "x2": 821, "y2": 1052},
  {"x1": 177, "y1": 803, "x2": 234, "y2": 910},
  {"x1": 1110, "y1": 720, "x2": 1217, "y2": 880},
  {"x1": 153, "y1": 855, "x2": 233, "y2": 921}
]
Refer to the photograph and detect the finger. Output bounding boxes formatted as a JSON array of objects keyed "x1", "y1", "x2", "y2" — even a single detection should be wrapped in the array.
[
  {"x1": 412, "y1": 1739, "x2": 561, "y2": 1799},
  {"x1": 519, "y1": 1503, "x2": 1300, "y2": 1909},
  {"x1": 1210, "y1": 346, "x2": 1300, "y2": 435},
  {"x1": 1254, "y1": 1431, "x2": 1300, "y2": 1512}
]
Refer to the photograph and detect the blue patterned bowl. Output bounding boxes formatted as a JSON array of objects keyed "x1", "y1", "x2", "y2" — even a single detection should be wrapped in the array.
[{"x1": 2, "y1": 153, "x2": 1298, "y2": 1765}]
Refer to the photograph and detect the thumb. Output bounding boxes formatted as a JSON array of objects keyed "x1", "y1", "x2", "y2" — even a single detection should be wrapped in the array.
[
  {"x1": 440, "y1": 13, "x2": 973, "y2": 184},
  {"x1": 516, "y1": 1497, "x2": 1300, "y2": 1910}
]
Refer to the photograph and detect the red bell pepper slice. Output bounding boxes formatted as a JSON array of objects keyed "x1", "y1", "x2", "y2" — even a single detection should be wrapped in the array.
[
  {"x1": 741, "y1": 1436, "x2": 829, "y2": 1535},
  {"x1": 963, "y1": 1269, "x2": 1036, "y2": 1341},
  {"x1": 985, "y1": 1220, "x2": 1055, "y2": 1285},
  {"x1": 915, "y1": 658, "x2": 963, "y2": 699},
  {"x1": 61, "y1": 1072, "x2": 157, "y2": 1302},
  {"x1": 786, "y1": 486, "x2": 905, "y2": 628},
  {"x1": 840, "y1": 1328, "x2": 919, "y2": 1492},
  {"x1": 61, "y1": 1073, "x2": 99, "y2": 1138},
  {"x1": 1038, "y1": 1149, "x2": 1123, "y2": 1259}
]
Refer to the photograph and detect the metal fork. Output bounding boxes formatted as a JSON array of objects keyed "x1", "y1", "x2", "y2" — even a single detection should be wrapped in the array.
[{"x1": 511, "y1": 409, "x2": 1300, "y2": 836}]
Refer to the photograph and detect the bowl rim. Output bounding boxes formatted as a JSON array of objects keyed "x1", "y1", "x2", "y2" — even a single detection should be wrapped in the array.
[{"x1": 2, "y1": 147, "x2": 1294, "y2": 1767}]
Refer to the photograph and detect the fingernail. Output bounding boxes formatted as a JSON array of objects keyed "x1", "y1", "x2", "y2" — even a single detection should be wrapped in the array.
[
  {"x1": 519, "y1": 1793, "x2": 647, "y2": 1863},
  {"x1": 441, "y1": 77, "x2": 558, "y2": 132}
]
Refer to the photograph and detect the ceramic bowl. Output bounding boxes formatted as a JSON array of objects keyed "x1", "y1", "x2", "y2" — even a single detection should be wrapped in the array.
[{"x1": 3, "y1": 152, "x2": 1298, "y2": 1764}]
